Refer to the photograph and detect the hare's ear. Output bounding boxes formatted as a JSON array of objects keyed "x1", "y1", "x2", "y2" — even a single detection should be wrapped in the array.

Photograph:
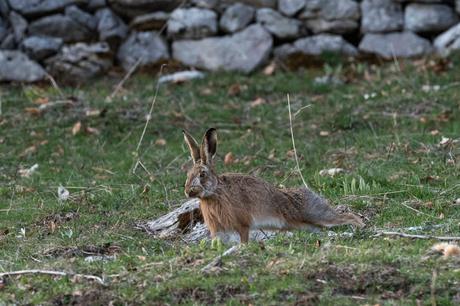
[
  {"x1": 183, "y1": 130, "x2": 200, "y2": 164},
  {"x1": 200, "y1": 128, "x2": 217, "y2": 165}
]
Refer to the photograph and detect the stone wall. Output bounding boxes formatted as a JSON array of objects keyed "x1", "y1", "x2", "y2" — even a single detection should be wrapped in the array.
[{"x1": 1, "y1": 0, "x2": 460, "y2": 82}]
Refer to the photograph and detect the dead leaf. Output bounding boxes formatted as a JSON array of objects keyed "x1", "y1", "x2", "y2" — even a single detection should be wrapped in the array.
[
  {"x1": 138, "y1": 256, "x2": 146, "y2": 261},
  {"x1": 33, "y1": 97, "x2": 49, "y2": 105},
  {"x1": 228, "y1": 83, "x2": 241, "y2": 96},
  {"x1": 72, "y1": 121, "x2": 82, "y2": 135},
  {"x1": 24, "y1": 107, "x2": 42, "y2": 116},
  {"x1": 141, "y1": 184, "x2": 150, "y2": 195},
  {"x1": 18, "y1": 164, "x2": 39, "y2": 178},
  {"x1": 250, "y1": 97, "x2": 266, "y2": 108},
  {"x1": 19, "y1": 145, "x2": 37, "y2": 157},
  {"x1": 263, "y1": 62, "x2": 276, "y2": 76},
  {"x1": 319, "y1": 131, "x2": 330, "y2": 137},
  {"x1": 421, "y1": 175, "x2": 440, "y2": 183},
  {"x1": 436, "y1": 112, "x2": 450, "y2": 122},
  {"x1": 85, "y1": 126, "x2": 100, "y2": 135},
  {"x1": 200, "y1": 87, "x2": 212, "y2": 96},
  {"x1": 85, "y1": 109, "x2": 101, "y2": 117},
  {"x1": 430, "y1": 130, "x2": 440, "y2": 136},
  {"x1": 155, "y1": 138, "x2": 167, "y2": 146},
  {"x1": 224, "y1": 152, "x2": 234, "y2": 165}
]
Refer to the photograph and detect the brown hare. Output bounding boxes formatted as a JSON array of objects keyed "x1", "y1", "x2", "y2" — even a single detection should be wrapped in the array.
[{"x1": 183, "y1": 128, "x2": 364, "y2": 243}]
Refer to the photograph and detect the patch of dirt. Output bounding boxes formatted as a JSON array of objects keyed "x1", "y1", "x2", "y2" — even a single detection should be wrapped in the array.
[
  {"x1": 53, "y1": 289, "x2": 116, "y2": 306},
  {"x1": 278, "y1": 290, "x2": 319, "y2": 306},
  {"x1": 307, "y1": 263, "x2": 411, "y2": 299},
  {"x1": 43, "y1": 243, "x2": 121, "y2": 258},
  {"x1": 38, "y1": 212, "x2": 80, "y2": 233},
  {"x1": 170, "y1": 284, "x2": 251, "y2": 305}
]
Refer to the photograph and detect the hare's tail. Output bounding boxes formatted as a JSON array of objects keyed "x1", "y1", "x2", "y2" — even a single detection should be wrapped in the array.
[
  {"x1": 301, "y1": 189, "x2": 365, "y2": 228},
  {"x1": 309, "y1": 211, "x2": 364, "y2": 228}
]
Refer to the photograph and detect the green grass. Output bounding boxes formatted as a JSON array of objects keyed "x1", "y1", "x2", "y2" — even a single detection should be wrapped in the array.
[{"x1": 1, "y1": 57, "x2": 460, "y2": 305}]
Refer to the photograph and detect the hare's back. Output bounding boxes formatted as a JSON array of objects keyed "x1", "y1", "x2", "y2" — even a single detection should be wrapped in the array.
[{"x1": 218, "y1": 173, "x2": 294, "y2": 211}]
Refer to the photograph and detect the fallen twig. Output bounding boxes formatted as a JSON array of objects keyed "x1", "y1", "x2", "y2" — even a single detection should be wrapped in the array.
[
  {"x1": 0, "y1": 269, "x2": 104, "y2": 285},
  {"x1": 374, "y1": 231, "x2": 460, "y2": 241},
  {"x1": 107, "y1": 56, "x2": 144, "y2": 101},
  {"x1": 135, "y1": 65, "x2": 164, "y2": 152},
  {"x1": 202, "y1": 245, "x2": 239, "y2": 273},
  {"x1": 287, "y1": 94, "x2": 310, "y2": 189},
  {"x1": 431, "y1": 269, "x2": 437, "y2": 306},
  {"x1": 46, "y1": 73, "x2": 65, "y2": 98}
]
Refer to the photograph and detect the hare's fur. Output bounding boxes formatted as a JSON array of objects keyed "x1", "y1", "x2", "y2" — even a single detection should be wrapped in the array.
[{"x1": 183, "y1": 128, "x2": 364, "y2": 243}]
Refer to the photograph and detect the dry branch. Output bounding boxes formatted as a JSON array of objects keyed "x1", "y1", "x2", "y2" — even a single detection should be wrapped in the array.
[
  {"x1": 139, "y1": 199, "x2": 279, "y2": 244},
  {"x1": 201, "y1": 245, "x2": 240, "y2": 273},
  {"x1": 0, "y1": 269, "x2": 104, "y2": 285},
  {"x1": 287, "y1": 94, "x2": 309, "y2": 189},
  {"x1": 374, "y1": 231, "x2": 460, "y2": 241}
]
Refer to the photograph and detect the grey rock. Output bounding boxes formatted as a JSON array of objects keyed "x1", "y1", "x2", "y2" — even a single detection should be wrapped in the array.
[
  {"x1": 9, "y1": 11, "x2": 27, "y2": 43},
  {"x1": 0, "y1": 17, "x2": 7, "y2": 41},
  {"x1": 168, "y1": 8, "x2": 217, "y2": 39},
  {"x1": 130, "y1": 11, "x2": 169, "y2": 31},
  {"x1": 22, "y1": 36, "x2": 63, "y2": 60},
  {"x1": 0, "y1": 0, "x2": 10, "y2": 18},
  {"x1": 95, "y1": 8, "x2": 128, "y2": 44},
  {"x1": 405, "y1": 4, "x2": 459, "y2": 33},
  {"x1": 300, "y1": 0, "x2": 360, "y2": 34},
  {"x1": 45, "y1": 42, "x2": 113, "y2": 82},
  {"x1": 87, "y1": 0, "x2": 106, "y2": 11},
  {"x1": 191, "y1": 0, "x2": 219, "y2": 9},
  {"x1": 457, "y1": 0, "x2": 460, "y2": 14},
  {"x1": 361, "y1": 0, "x2": 403, "y2": 33},
  {"x1": 108, "y1": 0, "x2": 183, "y2": 19},
  {"x1": 65, "y1": 5, "x2": 97, "y2": 30},
  {"x1": 172, "y1": 24, "x2": 273, "y2": 73},
  {"x1": 434, "y1": 23, "x2": 460, "y2": 56},
  {"x1": 274, "y1": 34, "x2": 358, "y2": 59},
  {"x1": 0, "y1": 33, "x2": 15, "y2": 49},
  {"x1": 278, "y1": 0, "x2": 305, "y2": 17},
  {"x1": 220, "y1": 3, "x2": 254, "y2": 33},
  {"x1": 222, "y1": 0, "x2": 276, "y2": 8},
  {"x1": 305, "y1": 19, "x2": 357, "y2": 34},
  {"x1": 28, "y1": 14, "x2": 92, "y2": 42},
  {"x1": 300, "y1": 0, "x2": 360, "y2": 20},
  {"x1": 256, "y1": 8, "x2": 301, "y2": 39},
  {"x1": 0, "y1": 50, "x2": 46, "y2": 82},
  {"x1": 8, "y1": 0, "x2": 76, "y2": 17},
  {"x1": 117, "y1": 31, "x2": 169, "y2": 71},
  {"x1": 394, "y1": 0, "x2": 447, "y2": 2},
  {"x1": 359, "y1": 32, "x2": 432, "y2": 58}
]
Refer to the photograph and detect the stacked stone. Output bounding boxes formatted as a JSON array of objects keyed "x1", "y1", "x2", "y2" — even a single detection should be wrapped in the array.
[{"x1": 1, "y1": 0, "x2": 460, "y2": 82}]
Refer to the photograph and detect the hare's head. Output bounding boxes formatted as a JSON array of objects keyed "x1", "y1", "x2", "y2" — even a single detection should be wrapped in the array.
[{"x1": 183, "y1": 128, "x2": 219, "y2": 199}]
